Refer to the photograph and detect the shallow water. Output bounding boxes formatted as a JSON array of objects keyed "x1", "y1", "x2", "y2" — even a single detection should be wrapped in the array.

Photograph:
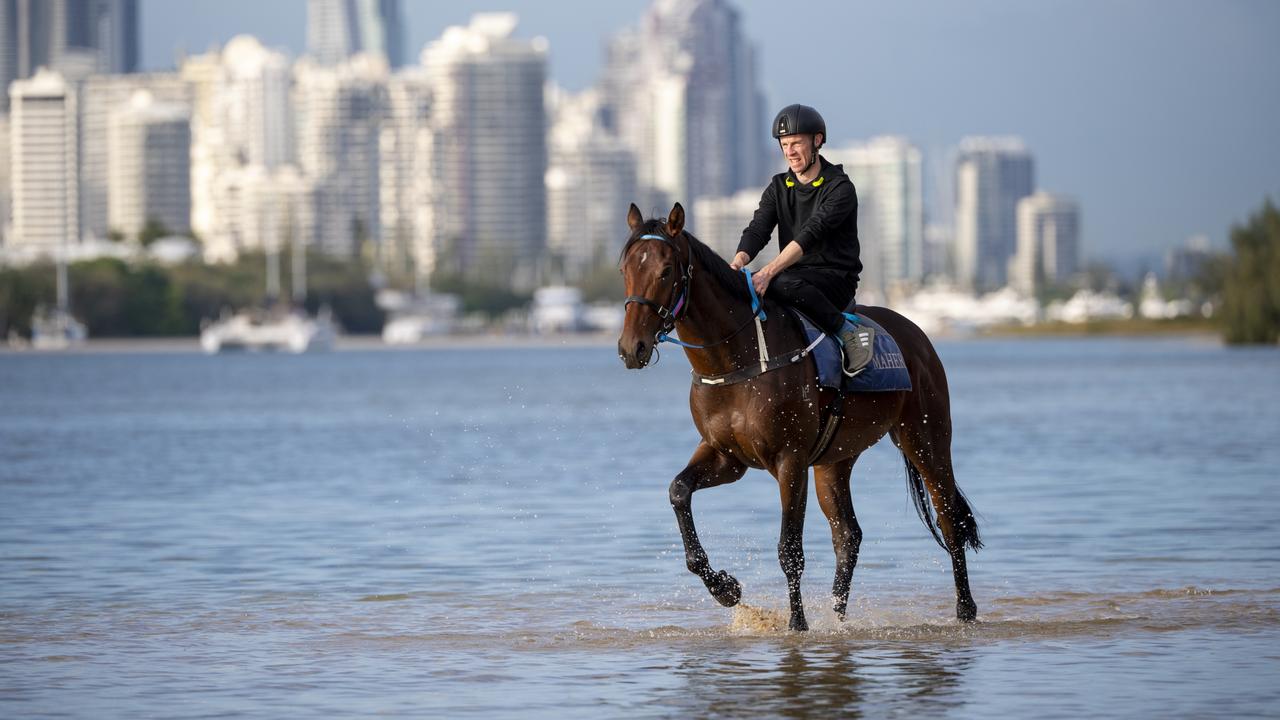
[{"x1": 2, "y1": 337, "x2": 1278, "y2": 718}]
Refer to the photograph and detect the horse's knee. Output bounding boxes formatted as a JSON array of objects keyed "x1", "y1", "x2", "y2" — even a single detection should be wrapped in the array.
[{"x1": 668, "y1": 476, "x2": 692, "y2": 508}]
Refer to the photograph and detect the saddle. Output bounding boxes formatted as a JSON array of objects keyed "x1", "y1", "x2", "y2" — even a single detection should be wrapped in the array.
[{"x1": 796, "y1": 311, "x2": 912, "y2": 392}]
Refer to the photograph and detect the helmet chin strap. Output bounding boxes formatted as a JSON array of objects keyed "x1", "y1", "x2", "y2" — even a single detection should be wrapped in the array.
[
  {"x1": 795, "y1": 135, "x2": 822, "y2": 177},
  {"x1": 800, "y1": 152, "x2": 818, "y2": 175}
]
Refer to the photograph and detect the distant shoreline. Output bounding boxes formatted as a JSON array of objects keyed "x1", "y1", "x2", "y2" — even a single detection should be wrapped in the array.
[
  {"x1": 1, "y1": 332, "x2": 625, "y2": 355},
  {"x1": 979, "y1": 317, "x2": 1221, "y2": 340},
  {"x1": 1, "y1": 324, "x2": 1230, "y2": 355}
]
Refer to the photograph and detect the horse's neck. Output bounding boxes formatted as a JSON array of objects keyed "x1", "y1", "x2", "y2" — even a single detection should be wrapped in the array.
[{"x1": 675, "y1": 257, "x2": 768, "y2": 377}]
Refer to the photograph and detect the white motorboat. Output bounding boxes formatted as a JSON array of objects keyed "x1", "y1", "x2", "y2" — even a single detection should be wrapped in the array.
[{"x1": 200, "y1": 306, "x2": 337, "y2": 354}]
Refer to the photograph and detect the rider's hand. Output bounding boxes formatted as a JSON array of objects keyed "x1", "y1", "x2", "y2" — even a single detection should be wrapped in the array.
[
  {"x1": 752, "y1": 265, "x2": 774, "y2": 296},
  {"x1": 729, "y1": 252, "x2": 751, "y2": 271}
]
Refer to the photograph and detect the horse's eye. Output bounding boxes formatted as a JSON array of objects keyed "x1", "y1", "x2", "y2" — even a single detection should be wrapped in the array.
[{"x1": 660, "y1": 266, "x2": 672, "y2": 281}]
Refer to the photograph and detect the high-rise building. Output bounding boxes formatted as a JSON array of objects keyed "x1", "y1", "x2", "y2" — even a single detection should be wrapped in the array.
[
  {"x1": 379, "y1": 68, "x2": 431, "y2": 280},
  {"x1": 212, "y1": 164, "x2": 316, "y2": 260},
  {"x1": 185, "y1": 36, "x2": 294, "y2": 260},
  {"x1": 691, "y1": 188, "x2": 776, "y2": 269},
  {"x1": 0, "y1": 114, "x2": 11, "y2": 246},
  {"x1": 421, "y1": 14, "x2": 547, "y2": 287},
  {"x1": 8, "y1": 68, "x2": 78, "y2": 256},
  {"x1": 106, "y1": 90, "x2": 191, "y2": 239},
  {"x1": 307, "y1": 0, "x2": 403, "y2": 67},
  {"x1": 294, "y1": 53, "x2": 387, "y2": 258},
  {"x1": 600, "y1": 0, "x2": 767, "y2": 210},
  {"x1": 2, "y1": 0, "x2": 138, "y2": 102},
  {"x1": 1012, "y1": 192, "x2": 1080, "y2": 297},
  {"x1": 954, "y1": 136, "x2": 1034, "y2": 292},
  {"x1": 825, "y1": 136, "x2": 924, "y2": 296},
  {"x1": 545, "y1": 88, "x2": 637, "y2": 283},
  {"x1": 79, "y1": 73, "x2": 190, "y2": 240}
]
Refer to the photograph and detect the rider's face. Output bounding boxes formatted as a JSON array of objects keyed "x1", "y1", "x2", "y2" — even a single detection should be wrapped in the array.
[{"x1": 780, "y1": 134, "x2": 820, "y2": 174}]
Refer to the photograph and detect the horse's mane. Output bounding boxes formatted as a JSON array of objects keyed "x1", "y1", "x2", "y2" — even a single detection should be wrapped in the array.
[{"x1": 621, "y1": 219, "x2": 750, "y2": 299}]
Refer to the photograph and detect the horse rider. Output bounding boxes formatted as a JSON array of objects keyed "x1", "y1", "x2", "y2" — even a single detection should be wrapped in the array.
[{"x1": 730, "y1": 103, "x2": 873, "y2": 376}]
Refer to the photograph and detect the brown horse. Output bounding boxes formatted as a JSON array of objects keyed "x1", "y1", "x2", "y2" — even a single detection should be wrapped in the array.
[{"x1": 617, "y1": 203, "x2": 981, "y2": 631}]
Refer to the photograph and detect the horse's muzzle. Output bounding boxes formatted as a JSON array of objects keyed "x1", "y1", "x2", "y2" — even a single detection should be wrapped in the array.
[{"x1": 618, "y1": 337, "x2": 653, "y2": 369}]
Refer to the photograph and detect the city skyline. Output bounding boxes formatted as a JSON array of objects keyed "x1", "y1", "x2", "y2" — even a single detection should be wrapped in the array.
[{"x1": 133, "y1": 0, "x2": 1280, "y2": 269}]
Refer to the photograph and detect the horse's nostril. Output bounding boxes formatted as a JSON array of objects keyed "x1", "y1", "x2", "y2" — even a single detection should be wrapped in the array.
[{"x1": 635, "y1": 341, "x2": 646, "y2": 358}]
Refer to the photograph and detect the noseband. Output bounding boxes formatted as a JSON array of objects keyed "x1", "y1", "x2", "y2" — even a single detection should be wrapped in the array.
[{"x1": 622, "y1": 233, "x2": 693, "y2": 336}]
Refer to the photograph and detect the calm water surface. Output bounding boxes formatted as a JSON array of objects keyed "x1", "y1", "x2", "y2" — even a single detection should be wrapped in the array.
[{"x1": 2, "y1": 337, "x2": 1278, "y2": 718}]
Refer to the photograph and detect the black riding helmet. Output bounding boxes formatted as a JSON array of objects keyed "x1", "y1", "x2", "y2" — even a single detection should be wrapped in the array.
[{"x1": 772, "y1": 104, "x2": 826, "y2": 147}]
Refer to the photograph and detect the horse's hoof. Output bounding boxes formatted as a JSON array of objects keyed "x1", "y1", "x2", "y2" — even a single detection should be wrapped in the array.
[
  {"x1": 789, "y1": 612, "x2": 809, "y2": 632},
  {"x1": 957, "y1": 598, "x2": 977, "y2": 623},
  {"x1": 707, "y1": 570, "x2": 741, "y2": 607}
]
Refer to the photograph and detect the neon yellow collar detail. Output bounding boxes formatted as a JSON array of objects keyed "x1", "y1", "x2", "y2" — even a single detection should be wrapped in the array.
[{"x1": 785, "y1": 175, "x2": 824, "y2": 188}]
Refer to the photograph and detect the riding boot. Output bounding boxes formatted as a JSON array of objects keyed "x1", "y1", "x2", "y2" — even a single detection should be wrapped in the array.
[{"x1": 838, "y1": 320, "x2": 875, "y2": 376}]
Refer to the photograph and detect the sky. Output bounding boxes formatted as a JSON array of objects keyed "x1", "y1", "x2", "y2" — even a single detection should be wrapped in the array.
[{"x1": 139, "y1": 0, "x2": 1280, "y2": 268}]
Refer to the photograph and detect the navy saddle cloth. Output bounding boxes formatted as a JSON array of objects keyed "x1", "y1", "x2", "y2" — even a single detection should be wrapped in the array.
[{"x1": 795, "y1": 311, "x2": 912, "y2": 392}]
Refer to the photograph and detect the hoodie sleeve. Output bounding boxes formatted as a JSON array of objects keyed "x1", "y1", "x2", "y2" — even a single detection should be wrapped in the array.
[
  {"x1": 792, "y1": 178, "x2": 856, "y2": 254},
  {"x1": 736, "y1": 182, "x2": 779, "y2": 260}
]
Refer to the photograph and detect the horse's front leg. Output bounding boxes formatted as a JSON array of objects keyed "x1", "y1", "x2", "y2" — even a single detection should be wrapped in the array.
[
  {"x1": 775, "y1": 457, "x2": 810, "y2": 631},
  {"x1": 669, "y1": 442, "x2": 747, "y2": 607}
]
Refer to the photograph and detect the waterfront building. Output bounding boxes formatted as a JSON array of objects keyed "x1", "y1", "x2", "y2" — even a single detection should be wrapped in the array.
[
  {"x1": 379, "y1": 68, "x2": 431, "y2": 281},
  {"x1": 954, "y1": 136, "x2": 1034, "y2": 292},
  {"x1": 294, "y1": 53, "x2": 387, "y2": 258},
  {"x1": 1012, "y1": 191, "x2": 1080, "y2": 297},
  {"x1": 825, "y1": 136, "x2": 924, "y2": 297},
  {"x1": 420, "y1": 13, "x2": 546, "y2": 287},
  {"x1": 106, "y1": 90, "x2": 191, "y2": 239},
  {"x1": 600, "y1": 0, "x2": 767, "y2": 210},
  {"x1": 7, "y1": 68, "x2": 77, "y2": 256},
  {"x1": 691, "y1": 189, "x2": 776, "y2": 268},
  {"x1": 79, "y1": 72, "x2": 189, "y2": 240},
  {"x1": 212, "y1": 164, "x2": 316, "y2": 262},
  {"x1": 184, "y1": 36, "x2": 294, "y2": 260},
  {"x1": 307, "y1": 0, "x2": 403, "y2": 67},
  {"x1": 0, "y1": 114, "x2": 9, "y2": 246},
  {"x1": 1, "y1": 0, "x2": 138, "y2": 109},
  {"x1": 545, "y1": 88, "x2": 637, "y2": 283}
]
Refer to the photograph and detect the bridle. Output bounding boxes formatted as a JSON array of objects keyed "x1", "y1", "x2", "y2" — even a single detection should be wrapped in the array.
[
  {"x1": 622, "y1": 232, "x2": 693, "y2": 339},
  {"x1": 621, "y1": 231, "x2": 766, "y2": 351}
]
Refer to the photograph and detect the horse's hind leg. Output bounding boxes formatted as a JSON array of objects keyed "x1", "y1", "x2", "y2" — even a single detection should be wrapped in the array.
[
  {"x1": 814, "y1": 456, "x2": 861, "y2": 621},
  {"x1": 669, "y1": 442, "x2": 748, "y2": 607},
  {"x1": 893, "y1": 414, "x2": 982, "y2": 623}
]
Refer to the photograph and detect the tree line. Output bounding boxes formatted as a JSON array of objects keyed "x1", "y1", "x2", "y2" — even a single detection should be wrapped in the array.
[{"x1": 0, "y1": 251, "x2": 383, "y2": 338}]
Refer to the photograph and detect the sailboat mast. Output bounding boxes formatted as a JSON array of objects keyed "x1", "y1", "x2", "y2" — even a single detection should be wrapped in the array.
[
  {"x1": 290, "y1": 206, "x2": 306, "y2": 304},
  {"x1": 265, "y1": 203, "x2": 280, "y2": 303},
  {"x1": 56, "y1": 256, "x2": 69, "y2": 311}
]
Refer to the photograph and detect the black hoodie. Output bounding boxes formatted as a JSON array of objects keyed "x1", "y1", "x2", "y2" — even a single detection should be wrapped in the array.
[{"x1": 736, "y1": 156, "x2": 862, "y2": 278}]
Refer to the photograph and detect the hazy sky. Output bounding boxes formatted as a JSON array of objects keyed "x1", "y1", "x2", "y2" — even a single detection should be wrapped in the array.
[{"x1": 140, "y1": 0, "x2": 1280, "y2": 266}]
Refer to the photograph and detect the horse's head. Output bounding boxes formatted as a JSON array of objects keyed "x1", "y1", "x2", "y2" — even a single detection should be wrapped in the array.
[{"x1": 618, "y1": 202, "x2": 689, "y2": 369}]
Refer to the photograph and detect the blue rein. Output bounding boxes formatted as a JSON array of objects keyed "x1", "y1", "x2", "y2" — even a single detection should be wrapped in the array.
[{"x1": 658, "y1": 267, "x2": 766, "y2": 349}]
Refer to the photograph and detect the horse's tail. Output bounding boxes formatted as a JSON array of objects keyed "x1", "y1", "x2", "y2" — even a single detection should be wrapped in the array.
[{"x1": 903, "y1": 454, "x2": 983, "y2": 552}]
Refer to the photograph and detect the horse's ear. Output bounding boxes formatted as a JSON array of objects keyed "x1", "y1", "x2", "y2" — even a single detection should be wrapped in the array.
[
  {"x1": 626, "y1": 203, "x2": 644, "y2": 231},
  {"x1": 667, "y1": 202, "x2": 685, "y2": 236}
]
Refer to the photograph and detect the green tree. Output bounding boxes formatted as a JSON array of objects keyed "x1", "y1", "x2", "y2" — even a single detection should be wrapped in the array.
[
  {"x1": 428, "y1": 271, "x2": 530, "y2": 319},
  {"x1": 138, "y1": 217, "x2": 171, "y2": 247},
  {"x1": 0, "y1": 263, "x2": 56, "y2": 337},
  {"x1": 1219, "y1": 198, "x2": 1280, "y2": 344},
  {"x1": 577, "y1": 263, "x2": 625, "y2": 303}
]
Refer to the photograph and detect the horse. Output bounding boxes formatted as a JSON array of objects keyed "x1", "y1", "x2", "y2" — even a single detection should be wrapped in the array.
[{"x1": 617, "y1": 202, "x2": 982, "y2": 631}]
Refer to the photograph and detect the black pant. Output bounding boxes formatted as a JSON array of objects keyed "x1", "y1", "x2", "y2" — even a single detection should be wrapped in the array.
[{"x1": 768, "y1": 266, "x2": 858, "y2": 336}]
